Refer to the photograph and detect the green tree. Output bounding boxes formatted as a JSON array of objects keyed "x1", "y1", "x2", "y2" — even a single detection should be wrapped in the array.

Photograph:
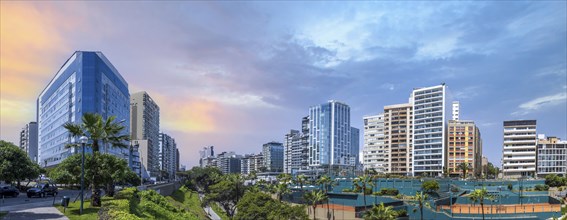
[
  {"x1": 457, "y1": 162, "x2": 472, "y2": 179},
  {"x1": 469, "y1": 188, "x2": 493, "y2": 220},
  {"x1": 184, "y1": 166, "x2": 222, "y2": 192},
  {"x1": 317, "y1": 175, "x2": 337, "y2": 219},
  {"x1": 304, "y1": 190, "x2": 327, "y2": 220},
  {"x1": 414, "y1": 191, "x2": 428, "y2": 220},
  {"x1": 353, "y1": 174, "x2": 375, "y2": 213},
  {"x1": 63, "y1": 113, "x2": 129, "y2": 206},
  {"x1": 0, "y1": 140, "x2": 41, "y2": 189},
  {"x1": 274, "y1": 182, "x2": 291, "y2": 202},
  {"x1": 204, "y1": 173, "x2": 245, "y2": 218},
  {"x1": 421, "y1": 180, "x2": 440, "y2": 194},
  {"x1": 364, "y1": 202, "x2": 397, "y2": 220},
  {"x1": 545, "y1": 174, "x2": 567, "y2": 187},
  {"x1": 235, "y1": 191, "x2": 308, "y2": 220}
]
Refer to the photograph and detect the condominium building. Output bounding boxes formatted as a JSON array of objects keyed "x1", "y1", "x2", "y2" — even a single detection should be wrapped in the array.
[
  {"x1": 199, "y1": 146, "x2": 215, "y2": 167},
  {"x1": 412, "y1": 84, "x2": 449, "y2": 176},
  {"x1": 384, "y1": 103, "x2": 413, "y2": 176},
  {"x1": 502, "y1": 120, "x2": 537, "y2": 178},
  {"x1": 452, "y1": 101, "x2": 460, "y2": 121},
  {"x1": 309, "y1": 100, "x2": 353, "y2": 168},
  {"x1": 263, "y1": 142, "x2": 284, "y2": 172},
  {"x1": 362, "y1": 114, "x2": 386, "y2": 172},
  {"x1": 217, "y1": 152, "x2": 242, "y2": 174},
  {"x1": 37, "y1": 51, "x2": 130, "y2": 167},
  {"x1": 131, "y1": 91, "x2": 160, "y2": 178},
  {"x1": 241, "y1": 153, "x2": 265, "y2": 174},
  {"x1": 159, "y1": 133, "x2": 177, "y2": 181},
  {"x1": 284, "y1": 130, "x2": 301, "y2": 173},
  {"x1": 447, "y1": 120, "x2": 482, "y2": 177},
  {"x1": 20, "y1": 122, "x2": 38, "y2": 163},
  {"x1": 536, "y1": 135, "x2": 566, "y2": 177}
]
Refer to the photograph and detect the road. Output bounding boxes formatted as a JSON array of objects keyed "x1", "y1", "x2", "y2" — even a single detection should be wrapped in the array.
[
  {"x1": 198, "y1": 193, "x2": 222, "y2": 220},
  {"x1": 0, "y1": 189, "x2": 80, "y2": 212}
]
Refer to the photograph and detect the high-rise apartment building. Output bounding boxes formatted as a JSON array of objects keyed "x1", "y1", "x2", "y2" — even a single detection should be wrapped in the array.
[
  {"x1": 20, "y1": 122, "x2": 38, "y2": 163},
  {"x1": 447, "y1": 120, "x2": 482, "y2": 177},
  {"x1": 263, "y1": 142, "x2": 284, "y2": 172},
  {"x1": 217, "y1": 152, "x2": 242, "y2": 174},
  {"x1": 37, "y1": 51, "x2": 130, "y2": 167},
  {"x1": 536, "y1": 135, "x2": 566, "y2": 177},
  {"x1": 362, "y1": 114, "x2": 386, "y2": 172},
  {"x1": 284, "y1": 130, "x2": 301, "y2": 173},
  {"x1": 131, "y1": 91, "x2": 160, "y2": 178},
  {"x1": 159, "y1": 133, "x2": 177, "y2": 181},
  {"x1": 384, "y1": 103, "x2": 413, "y2": 176},
  {"x1": 452, "y1": 101, "x2": 460, "y2": 121},
  {"x1": 411, "y1": 84, "x2": 449, "y2": 176},
  {"x1": 502, "y1": 120, "x2": 537, "y2": 178},
  {"x1": 309, "y1": 100, "x2": 353, "y2": 168}
]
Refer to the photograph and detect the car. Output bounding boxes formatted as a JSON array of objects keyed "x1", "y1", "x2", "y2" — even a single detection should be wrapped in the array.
[
  {"x1": 27, "y1": 183, "x2": 58, "y2": 198},
  {"x1": 0, "y1": 185, "x2": 20, "y2": 197}
]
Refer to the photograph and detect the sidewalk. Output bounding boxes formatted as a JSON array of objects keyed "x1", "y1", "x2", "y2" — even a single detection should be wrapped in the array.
[
  {"x1": 3, "y1": 206, "x2": 68, "y2": 220},
  {"x1": 198, "y1": 193, "x2": 222, "y2": 220}
]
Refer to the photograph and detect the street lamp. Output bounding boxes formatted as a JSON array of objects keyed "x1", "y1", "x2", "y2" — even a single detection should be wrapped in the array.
[{"x1": 79, "y1": 135, "x2": 88, "y2": 215}]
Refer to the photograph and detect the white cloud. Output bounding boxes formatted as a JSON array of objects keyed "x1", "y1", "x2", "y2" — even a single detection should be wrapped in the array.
[
  {"x1": 380, "y1": 83, "x2": 396, "y2": 91},
  {"x1": 512, "y1": 92, "x2": 567, "y2": 116}
]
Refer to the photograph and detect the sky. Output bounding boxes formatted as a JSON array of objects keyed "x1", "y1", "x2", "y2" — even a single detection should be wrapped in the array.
[{"x1": 1, "y1": 1, "x2": 566, "y2": 169}]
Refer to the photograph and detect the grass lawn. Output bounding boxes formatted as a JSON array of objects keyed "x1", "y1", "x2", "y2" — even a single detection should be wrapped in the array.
[
  {"x1": 55, "y1": 197, "x2": 114, "y2": 220},
  {"x1": 211, "y1": 202, "x2": 230, "y2": 220},
  {"x1": 168, "y1": 189, "x2": 208, "y2": 219}
]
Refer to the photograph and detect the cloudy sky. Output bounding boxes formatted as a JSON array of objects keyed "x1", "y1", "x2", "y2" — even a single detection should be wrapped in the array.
[{"x1": 1, "y1": 1, "x2": 565, "y2": 168}]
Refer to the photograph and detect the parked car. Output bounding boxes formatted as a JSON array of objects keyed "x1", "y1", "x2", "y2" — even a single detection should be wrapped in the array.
[
  {"x1": 27, "y1": 183, "x2": 58, "y2": 198},
  {"x1": 0, "y1": 185, "x2": 20, "y2": 197}
]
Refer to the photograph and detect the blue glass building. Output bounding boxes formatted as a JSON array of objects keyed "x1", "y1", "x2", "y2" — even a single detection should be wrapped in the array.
[
  {"x1": 263, "y1": 142, "x2": 284, "y2": 172},
  {"x1": 309, "y1": 100, "x2": 353, "y2": 167},
  {"x1": 37, "y1": 51, "x2": 130, "y2": 167}
]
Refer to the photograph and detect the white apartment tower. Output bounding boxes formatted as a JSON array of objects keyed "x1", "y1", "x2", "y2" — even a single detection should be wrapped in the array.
[
  {"x1": 412, "y1": 84, "x2": 450, "y2": 176},
  {"x1": 20, "y1": 122, "x2": 39, "y2": 163},
  {"x1": 362, "y1": 114, "x2": 387, "y2": 172},
  {"x1": 502, "y1": 120, "x2": 537, "y2": 178},
  {"x1": 452, "y1": 101, "x2": 460, "y2": 121}
]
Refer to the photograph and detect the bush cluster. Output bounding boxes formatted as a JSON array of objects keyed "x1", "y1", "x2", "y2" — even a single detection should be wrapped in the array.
[{"x1": 373, "y1": 188, "x2": 399, "y2": 196}]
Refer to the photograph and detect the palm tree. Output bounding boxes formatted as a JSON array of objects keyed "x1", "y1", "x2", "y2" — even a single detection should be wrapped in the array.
[
  {"x1": 275, "y1": 182, "x2": 291, "y2": 202},
  {"x1": 63, "y1": 113, "x2": 129, "y2": 206},
  {"x1": 295, "y1": 174, "x2": 307, "y2": 192},
  {"x1": 353, "y1": 174, "x2": 375, "y2": 212},
  {"x1": 469, "y1": 188, "x2": 492, "y2": 220},
  {"x1": 317, "y1": 175, "x2": 336, "y2": 219},
  {"x1": 364, "y1": 202, "x2": 397, "y2": 220},
  {"x1": 304, "y1": 190, "x2": 328, "y2": 220},
  {"x1": 457, "y1": 162, "x2": 472, "y2": 179},
  {"x1": 415, "y1": 191, "x2": 428, "y2": 220}
]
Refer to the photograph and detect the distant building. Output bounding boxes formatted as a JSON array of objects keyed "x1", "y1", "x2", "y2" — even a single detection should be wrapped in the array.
[
  {"x1": 217, "y1": 152, "x2": 242, "y2": 174},
  {"x1": 362, "y1": 114, "x2": 386, "y2": 172},
  {"x1": 37, "y1": 51, "x2": 130, "y2": 167},
  {"x1": 284, "y1": 130, "x2": 301, "y2": 173},
  {"x1": 481, "y1": 156, "x2": 489, "y2": 176},
  {"x1": 537, "y1": 135, "x2": 566, "y2": 177},
  {"x1": 20, "y1": 122, "x2": 38, "y2": 163},
  {"x1": 131, "y1": 91, "x2": 160, "y2": 178},
  {"x1": 452, "y1": 101, "x2": 460, "y2": 121},
  {"x1": 309, "y1": 100, "x2": 354, "y2": 169},
  {"x1": 159, "y1": 133, "x2": 177, "y2": 181},
  {"x1": 263, "y1": 142, "x2": 284, "y2": 172},
  {"x1": 447, "y1": 120, "x2": 482, "y2": 177},
  {"x1": 384, "y1": 103, "x2": 413, "y2": 176},
  {"x1": 199, "y1": 146, "x2": 215, "y2": 167},
  {"x1": 351, "y1": 127, "x2": 360, "y2": 167},
  {"x1": 502, "y1": 120, "x2": 537, "y2": 178},
  {"x1": 412, "y1": 84, "x2": 450, "y2": 176}
]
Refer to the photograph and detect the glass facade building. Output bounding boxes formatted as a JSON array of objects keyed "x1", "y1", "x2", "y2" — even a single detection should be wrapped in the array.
[
  {"x1": 263, "y1": 141, "x2": 284, "y2": 172},
  {"x1": 309, "y1": 100, "x2": 353, "y2": 167},
  {"x1": 37, "y1": 51, "x2": 130, "y2": 167}
]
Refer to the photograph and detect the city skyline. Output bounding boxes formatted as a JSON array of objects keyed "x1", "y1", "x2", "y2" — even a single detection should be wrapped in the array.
[{"x1": 1, "y1": 2, "x2": 566, "y2": 168}]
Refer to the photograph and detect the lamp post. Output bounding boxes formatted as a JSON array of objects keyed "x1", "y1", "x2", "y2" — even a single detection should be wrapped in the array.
[{"x1": 79, "y1": 136, "x2": 88, "y2": 215}]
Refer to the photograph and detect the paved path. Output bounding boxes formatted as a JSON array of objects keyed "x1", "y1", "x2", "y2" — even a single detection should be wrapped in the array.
[
  {"x1": 3, "y1": 206, "x2": 68, "y2": 220},
  {"x1": 199, "y1": 193, "x2": 222, "y2": 220}
]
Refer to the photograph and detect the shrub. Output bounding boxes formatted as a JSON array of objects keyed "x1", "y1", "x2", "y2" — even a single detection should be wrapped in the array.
[
  {"x1": 535, "y1": 184, "x2": 549, "y2": 191},
  {"x1": 396, "y1": 209, "x2": 408, "y2": 217},
  {"x1": 507, "y1": 183, "x2": 513, "y2": 191},
  {"x1": 342, "y1": 188, "x2": 353, "y2": 192},
  {"x1": 395, "y1": 194, "x2": 403, "y2": 199},
  {"x1": 379, "y1": 188, "x2": 399, "y2": 196}
]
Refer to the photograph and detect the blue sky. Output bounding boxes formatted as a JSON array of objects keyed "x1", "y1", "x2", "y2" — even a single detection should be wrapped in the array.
[{"x1": 1, "y1": 1, "x2": 566, "y2": 168}]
